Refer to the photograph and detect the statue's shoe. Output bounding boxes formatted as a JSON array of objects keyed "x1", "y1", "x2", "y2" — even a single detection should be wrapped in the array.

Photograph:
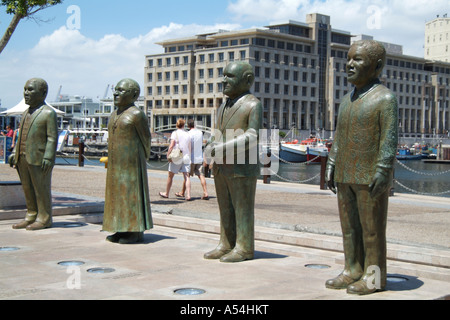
[
  {"x1": 325, "y1": 273, "x2": 360, "y2": 290},
  {"x1": 118, "y1": 232, "x2": 144, "y2": 244},
  {"x1": 204, "y1": 247, "x2": 231, "y2": 260},
  {"x1": 347, "y1": 279, "x2": 384, "y2": 295},
  {"x1": 12, "y1": 220, "x2": 32, "y2": 230},
  {"x1": 219, "y1": 249, "x2": 254, "y2": 263},
  {"x1": 26, "y1": 221, "x2": 51, "y2": 231}
]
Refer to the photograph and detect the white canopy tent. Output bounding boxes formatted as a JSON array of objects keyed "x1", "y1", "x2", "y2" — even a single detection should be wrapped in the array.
[{"x1": 0, "y1": 99, "x2": 65, "y2": 116}]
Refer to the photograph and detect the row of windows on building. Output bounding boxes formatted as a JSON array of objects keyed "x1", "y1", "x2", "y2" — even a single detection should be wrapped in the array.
[
  {"x1": 147, "y1": 79, "x2": 449, "y2": 107},
  {"x1": 162, "y1": 37, "x2": 314, "y2": 54}
]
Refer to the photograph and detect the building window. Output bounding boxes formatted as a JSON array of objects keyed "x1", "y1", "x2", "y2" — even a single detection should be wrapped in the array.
[{"x1": 255, "y1": 51, "x2": 260, "y2": 62}]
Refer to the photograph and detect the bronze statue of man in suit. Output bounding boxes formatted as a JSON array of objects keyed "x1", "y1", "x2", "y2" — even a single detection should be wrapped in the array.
[
  {"x1": 325, "y1": 40, "x2": 398, "y2": 295},
  {"x1": 102, "y1": 78, "x2": 153, "y2": 244},
  {"x1": 9, "y1": 78, "x2": 58, "y2": 231},
  {"x1": 204, "y1": 61, "x2": 262, "y2": 263}
]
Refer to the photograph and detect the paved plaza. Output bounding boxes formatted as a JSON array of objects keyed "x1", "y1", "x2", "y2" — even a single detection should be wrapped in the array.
[{"x1": 0, "y1": 164, "x2": 449, "y2": 302}]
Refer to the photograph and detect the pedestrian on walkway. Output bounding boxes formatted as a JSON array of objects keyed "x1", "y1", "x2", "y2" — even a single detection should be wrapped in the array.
[
  {"x1": 1, "y1": 125, "x2": 14, "y2": 138},
  {"x1": 159, "y1": 118, "x2": 192, "y2": 200},
  {"x1": 176, "y1": 119, "x2": 209, "y2": 200}
]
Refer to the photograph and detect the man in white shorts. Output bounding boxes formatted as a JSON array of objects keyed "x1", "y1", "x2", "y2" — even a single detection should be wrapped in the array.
[{"x1": 176, "y1": 119, "x2": 209, "y2": 200}]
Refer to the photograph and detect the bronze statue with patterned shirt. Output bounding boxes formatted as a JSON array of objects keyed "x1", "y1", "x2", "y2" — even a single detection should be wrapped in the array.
[{"x1": 325, "y1": 40, "x2": 398, "y2": 295}]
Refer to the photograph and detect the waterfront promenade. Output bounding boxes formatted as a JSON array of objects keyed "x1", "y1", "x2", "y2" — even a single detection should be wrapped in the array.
[{"x1": 0, "y1": 163, "x2": 449, "y2": 301}]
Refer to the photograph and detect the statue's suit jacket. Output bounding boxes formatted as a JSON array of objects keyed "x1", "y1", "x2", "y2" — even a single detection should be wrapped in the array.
[
  {"x1": 13, "y1": 104, "x2": 58, "y2": 166},
  {"x1": 212, "y1": 93, "x2": 263, "y2": 177},
  {"x1": 328, "y1": 82, "x2": 398, "y2": 185}
]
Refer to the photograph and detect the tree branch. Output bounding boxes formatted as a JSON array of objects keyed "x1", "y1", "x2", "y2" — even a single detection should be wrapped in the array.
[{"x1": 0, "y1": 11, "x2": 23, "y2": 54}]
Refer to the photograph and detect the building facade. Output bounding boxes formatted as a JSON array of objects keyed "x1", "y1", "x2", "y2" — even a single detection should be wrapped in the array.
[
  {"x1": 425, "y1": 14, "x2": 450, "y2": 63},
  {"x1": 145, "y1": 13, "x2": 450, "y2": 140}
]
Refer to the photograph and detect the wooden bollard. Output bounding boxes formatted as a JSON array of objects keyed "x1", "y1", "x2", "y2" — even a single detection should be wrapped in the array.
[
  {"x1": 78, "y1": 141, "x2": 85, "y2": 167},
  {"x1": 263, "y1": 148, "x2": 271, "y2": 184},
  {"x1": 320, "y1": 156, "x2": 327, "y2": 190}
]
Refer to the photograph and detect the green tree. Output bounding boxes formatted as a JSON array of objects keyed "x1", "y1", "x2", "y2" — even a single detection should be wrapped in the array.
[{"x1": 0, "y1": 0, "x2": 63, "y2": 54}]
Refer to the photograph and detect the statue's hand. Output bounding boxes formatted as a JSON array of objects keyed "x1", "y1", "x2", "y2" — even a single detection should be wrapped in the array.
[
  {"x1": 42, "y1": 159, "x2": 54, "y2": 176},
  {"x1": 8, "y1": 154, "x2": 15, "y2": 168},
  {"x1": 369, "y1": 170, "x2": 390, "y2": 198},
  {"x1": 204, "y1": 143, "x2": 215, "y2": 159},
  {"x1": 325, "y1": 166, "x2": 336, "y2": 194}
]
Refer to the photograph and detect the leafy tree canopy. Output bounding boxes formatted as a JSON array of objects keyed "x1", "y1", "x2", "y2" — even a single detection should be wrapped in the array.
[{"x1": 1, "y1": 0, "x2": 63, "y2": 17}]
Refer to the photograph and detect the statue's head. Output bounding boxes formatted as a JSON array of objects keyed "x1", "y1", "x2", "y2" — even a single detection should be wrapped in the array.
[
  {"x1": 222, "y1": 61, "x2": 255, "y2": 99},
  {"x1": 24, "y1": 78, "x2": 48, "y2": 108},
  {"x1": 114, "y1": 78, "x2": 140, "y2": 108},
  {"x1": 347, "y1": 40, "x2": 386, "y2": 88}
]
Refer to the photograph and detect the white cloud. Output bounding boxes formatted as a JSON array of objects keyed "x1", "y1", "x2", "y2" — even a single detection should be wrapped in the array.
[
  {"x1": 0, "y1": 22, "x2": 240, "y2": 109},
  {"x1": 1, "y1": 0, "x2": 448, "y2": 110},
  {"x1": 227, "y1": 0, "x2": 449, "y2": 56}
]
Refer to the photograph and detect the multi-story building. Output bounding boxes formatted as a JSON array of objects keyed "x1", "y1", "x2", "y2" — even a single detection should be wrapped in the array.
[
  {"x1": 145, "y1": 13, "x2": 450, "y2": 140},
  {"x1": 425, "y1": 14, "x2": 450, "y2": 63},
  {"x1": 50, "y1": 95, "x2": 146, "y2": 131}
]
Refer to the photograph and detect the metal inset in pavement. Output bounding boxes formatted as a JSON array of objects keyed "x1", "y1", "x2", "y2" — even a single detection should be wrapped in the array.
[
  {"x1": 305, "y1": 264, "x2": 331, "y2": 269},
  {"x1": 387, "y1": 276, "x2": 409, "y2": 283},
  {"x1": 63, "y1": 223, "x2": 86, "y2": 228},
  {"x1": 0, "y1": 247, "x2": 20, "y2": 252},
  {"x1": 58, "y1": 261, "x2": 85, "y2": 267},
  {"x1": 87, "y1": 267, "x2": 115, "y2": 274},
  {"x1": 174, "y1": 288, "x2": 206, "y2": 296}
]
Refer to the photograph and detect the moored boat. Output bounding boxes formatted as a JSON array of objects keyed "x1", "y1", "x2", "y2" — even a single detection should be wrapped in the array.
[{"x1": 280, "y1": 137, "x2": 331, "y2": 163}]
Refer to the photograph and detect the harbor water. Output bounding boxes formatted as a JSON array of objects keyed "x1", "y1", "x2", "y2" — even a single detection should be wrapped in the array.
[{"x1": 56, "y1": 156, "x2": 450, "y2": 198}]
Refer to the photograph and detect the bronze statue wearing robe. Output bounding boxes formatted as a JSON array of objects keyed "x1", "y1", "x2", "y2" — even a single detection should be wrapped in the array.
[{"x1": 103, "y1": 79, "x2": 153, "y2": 244}]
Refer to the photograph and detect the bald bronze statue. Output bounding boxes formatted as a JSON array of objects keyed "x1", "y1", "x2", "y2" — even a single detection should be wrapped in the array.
[
  {"x1": 204, "y1": 61, "x2": 262, "y2": 263},
  {"x1": 102, "y1": 79, "x2": 153, "y2": 244},
  {"x1": 9, "y1": 78, "x2": 58, "y2": 231},
  {"x1": 325, "y1": 40, "x2": 398, "y2": 295}
]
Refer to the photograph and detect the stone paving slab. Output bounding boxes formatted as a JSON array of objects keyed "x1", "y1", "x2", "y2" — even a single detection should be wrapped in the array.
[{"x1": 0, "y1": 215, "x2": 449, "y2": 301}]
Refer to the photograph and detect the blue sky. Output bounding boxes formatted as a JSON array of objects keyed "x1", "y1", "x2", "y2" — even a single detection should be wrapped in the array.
[
  {"x1": 1, "y1": 0, "x2": 232, "y2": 50},
  {"x1": 0, "y1": 0, "x2": 448, "y2": 109}
]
